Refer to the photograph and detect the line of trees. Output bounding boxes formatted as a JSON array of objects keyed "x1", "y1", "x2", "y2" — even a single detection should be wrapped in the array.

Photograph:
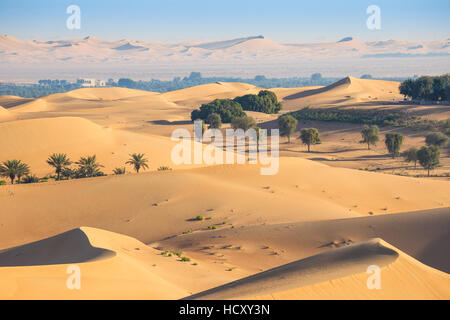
[
  {"x1": 275, "y1": 117, "x2": 445, "y2": 177},
  {"x1": 358, "y1": 125, "x2": 445, "y2": 176},
  {"x1": 400, "y1": 74, "x2": 450, "y2": 101},
  {"x1": 0, "y1": 153, "x2": 150, "y2": 185}
]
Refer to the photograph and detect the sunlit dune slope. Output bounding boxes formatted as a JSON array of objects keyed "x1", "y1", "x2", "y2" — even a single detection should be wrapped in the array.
[
  {"x1": 280, "y1": 76, "x2": 402, "y2": 111},
  {"x1": 186, "y1": 239, "x2": 449, "y2": 300},
  {"x1": 0, "y1": 227, "x2": 188, "y2": 299},
  {"x1": 0, "y1": 116, "x2": 205, "y2": 175},
  {"x1": 1, "y1": 158, "x2": 449, "y2": 250}
]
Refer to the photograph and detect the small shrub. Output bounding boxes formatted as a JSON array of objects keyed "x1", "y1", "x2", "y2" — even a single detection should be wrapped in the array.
[
  {"x1": 196, "y1": 216, "x2": 205, "y2": 221},
  {"x1": 158, "y1": 166, "x2": 172, "y2": 171},
  {"x1": 0, "y1": 180, "x2": 6, "y2": 185},
  {"x1": 180, "y1": 257, "x2": 191, "y2": 262},
  {"x1": 22, "y1": 175, "x2": 39, "y2": 184},
  {"x1": 173, "y1": 251, "x2": 182, "y2": 257},
  {"x1": 113, "y1": 167, "x2": 126, "y2": 175}
]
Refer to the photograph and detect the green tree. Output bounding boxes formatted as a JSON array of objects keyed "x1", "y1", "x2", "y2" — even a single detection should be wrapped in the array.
[
  {"x1": 417, "y1": 146, "x2": 440, "y2": 177},
  {"x1": 191, "y1": 99, "x2": 245, "y2": 123},
  {"x1": 234, "y1": 90, "x2": 282, "y2": 114},
  {"x1": 206, "y1": 113, "x2": 222, "y2": 129},
  {"x1": 16, "y1": 162, "x2": 30, "y2": 183},
  {"x1": 126, "y1": 153, "x2": 149, "y2": 173},
  {"x1": 231, "y1": 116, "x2": 257, "y2": 131},
  {"x1": 399, "y1": 79, "x2": 415, "y2": 100},
  {"x1": 75, "y1": 155, "x2": 104, "y2": 177},
  {"x1": 425, "y1": 132, "x2": 449, "y2": 148},
  {"x1": 0, "y1": 160, "x2": 29, "y2": 184},
  {"x1": 385, "y1": 133, "x2": 404, "y2": 158},
  {"x1": 404, "y1": 147, "x2": 419, "y2": 169},
  {"x1": 360, "y1": 125, "x2": 379, "y2": 150},
  {"x1": 278, "y1": 115, "x2": 298, "y2": 143},
  {"x1": 300, "y1": 128, "x2": 321, "y2": 152},
  {"x1": 46, "y1": 153, "x2": 71, "y2": 180}
]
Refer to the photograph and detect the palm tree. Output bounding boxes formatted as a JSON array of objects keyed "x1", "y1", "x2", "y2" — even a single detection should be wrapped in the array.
[
  {"x1": 0, "y1": 160, "x2": 30, "y2": 184},
  {"x1": 47, "y1": 153, "x2": 71, "y2": 180},
  {"x1": 126, "y1": 153, "x2": 149, "y2": 173},
  {"x1": 16, "y1": 162, "x2": 30, "y2": 183},
  {"x1": 75, "y1": 155, "x2": 104, "y2": 177}
]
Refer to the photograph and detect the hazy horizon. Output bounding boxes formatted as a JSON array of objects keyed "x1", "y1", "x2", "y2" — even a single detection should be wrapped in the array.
[{"x1": 1, "y1": 0, "x2": 449, "y2": 44}]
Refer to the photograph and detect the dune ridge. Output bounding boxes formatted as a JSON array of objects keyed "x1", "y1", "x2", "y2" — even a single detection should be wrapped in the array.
[{"x1": 186, "y1": 239, "x2": 399, "y2": 300}]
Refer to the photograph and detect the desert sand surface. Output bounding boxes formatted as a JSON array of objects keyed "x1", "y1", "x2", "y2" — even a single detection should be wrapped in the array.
[{"x1": 0, "y1": 77, "x2": 449, "y2": 299}]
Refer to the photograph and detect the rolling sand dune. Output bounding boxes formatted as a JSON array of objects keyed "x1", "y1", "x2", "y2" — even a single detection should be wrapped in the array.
[
  {"x1": 0, "y1": 116, "x2": 205, "y2": 175},
  {"x1": 281, "y1": 76, "x2": 402, "y2": 111},
  {"x1": 0, "y1": 79, "x2": 448, "y2": 300},
  {"x1": 1, "y1": 158, "x2": 449, "y2": 251},
  {"x1": 0, "y1": 227, "x2": 189, "y2": 299},
  {"x1": 0, "y1": 106, "x2": 10, "y2": 119},
  {"x1": 160, "y1": 82, "x2": 261, "y2": 107},
  {"x1": 187, "y1": 239, "x2": 450, "y2": 300},
  {"x1": 0, "y1": 95, "x2": 32, "y2": 109},
  {"x1": 158, "y1": 207, "x2": 450, "y2": 275}
]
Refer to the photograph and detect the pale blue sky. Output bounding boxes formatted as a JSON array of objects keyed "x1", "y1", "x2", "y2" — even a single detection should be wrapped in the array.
[{"x1": 0, "y1": 0, "x2": 449, "y2": 43}]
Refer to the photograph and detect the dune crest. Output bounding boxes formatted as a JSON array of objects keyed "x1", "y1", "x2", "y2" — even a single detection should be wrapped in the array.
[
  {"x1": 0, "y1": 228, "x2": 115, "y2": 267},
  {"x1": 186, "y1": 239, "x2": 450, "y2": 300}
]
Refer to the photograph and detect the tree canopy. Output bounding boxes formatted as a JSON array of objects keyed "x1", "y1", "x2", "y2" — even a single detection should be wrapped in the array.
[
  {"x1": 278, "y1": 115, "x2": 298, "y2": 143},
  {"x1": 425, "y1": 132, "x2": 449, "y2": 148},
  {"x1": 234, "y1": 90, "x2": 282, "y2": 114},
  {"x1": 417, "y1": 146, "x2": 440, "y2": 176},
  {"x1": 385, "y1": 133, "x2": 404, "y2": 158},
  {"x1": 191, "y1": 99, "x2": 245, "y2": 123},
  {"x1": 300, "y1": 128, "x2": 321, "y2": 152},
  {"x1": 400, "y1": 74, "x2": 449, "y2": 101},
  {"x1": 360, "y1": 125, "x2": 379, "y2": 150},
  {"x1": 206, "y1": 113, "x2": 222, "y2": 129}
]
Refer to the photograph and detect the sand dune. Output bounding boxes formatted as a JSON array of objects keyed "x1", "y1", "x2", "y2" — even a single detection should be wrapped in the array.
[
  {"x1": 160, "y1": 82, "x2": 261, "y2": 106},
  {"x1": 281, "y1": 76, "x2": 402, "y2": 111},
  {"x1": 0, "y1": 227, "x2": 188, "y2": 299},
  {"x1": 1, "y1": 158, "x2": 449, "y2": 250},
  {"x1": 0, "y1": 116, "x2": 205, "y2": 176},
  {"x1": 2, "y1": 230, "x2": 447, "y2": 299},
  {"x1": 186, "y1": 238, "x2": 450, "y2": 300},
  {"x1": 2, "y1": 35, "x2": 449, "y2": 80},
  {"x1": 0, "y1": 80, "x2": 448, "y2": 300},
  {"x1": 0, "y1": 95, "x2": 32, "y2": 108}
]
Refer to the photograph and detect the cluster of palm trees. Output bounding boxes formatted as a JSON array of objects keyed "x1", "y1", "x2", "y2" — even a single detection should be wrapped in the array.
[
  {"x1": 0, "y1": 160, "x2": 30, "y2": 184},
  {"x1": 0, "y1": 153, "x2": 149, "y2": 184}
]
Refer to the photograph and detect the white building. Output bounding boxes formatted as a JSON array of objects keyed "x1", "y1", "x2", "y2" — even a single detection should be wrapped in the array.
[
  {"x1": 76, "y1": 79, "x2": 106, "y2": 87},
  {"x1": 77, "y1": 78, "x2": 96, "y2": 87}
]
